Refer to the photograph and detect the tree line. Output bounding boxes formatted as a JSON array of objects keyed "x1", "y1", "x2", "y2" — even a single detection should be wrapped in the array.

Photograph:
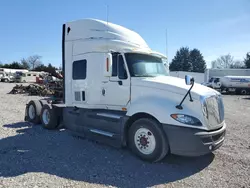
[
  {"x1": 1, "y1": 50, "x2": 250, "y2": 75},
  {"x1": 169, "y1": 47, "x2": 250, "y2": 73},
  {"x1": 0, "y1": 55, "x2": 62, "y2": 76}
]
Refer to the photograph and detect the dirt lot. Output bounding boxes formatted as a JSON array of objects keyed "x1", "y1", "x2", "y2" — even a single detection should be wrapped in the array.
[{"x1": 0, "y1": 83, "x2": 249, "y2": 188}]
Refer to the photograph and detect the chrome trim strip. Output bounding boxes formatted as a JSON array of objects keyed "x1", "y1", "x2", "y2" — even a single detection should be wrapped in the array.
[
  {"x1": 96, "y1": 113, "x2": 122, "y2": 119},
  {"x1": 195, "y1": 122, "x2": 226, "y2": 136},
  {"x1": 90, "y1": 129, "x2": 114, "y2": 137},
  {"x1": 203, "y1": 136, "x2": 225, "y2": 146}
]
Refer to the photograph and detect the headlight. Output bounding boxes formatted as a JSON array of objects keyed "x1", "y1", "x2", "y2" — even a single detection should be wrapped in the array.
[{"x1": 171, "y1": 114, "x2": 202, "y2": 126}]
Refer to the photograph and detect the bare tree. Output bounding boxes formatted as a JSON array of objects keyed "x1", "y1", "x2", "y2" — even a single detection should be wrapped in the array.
[
  {"x1": 230, "y1": 60, "x2": 245, "y2": 69},
  {"x1": 212, "y1": 54, "x2": 235, "y2": 69},
  {"x1": 211, "y1": 60, "x2": 217, "y2": 68},
  {"x1": 27, "y1": 55, "x2": 42, "y2": 70}
]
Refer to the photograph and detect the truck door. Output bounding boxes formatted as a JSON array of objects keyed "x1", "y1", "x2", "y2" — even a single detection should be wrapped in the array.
[
  {"x1": 101, "y1": 53, "x2": 130, "y2": 107},
  {"x1": 71, "y1": 54, "x2": 88, "y2": 107},
  {"x1": 213, "y1": 78, "x2": 221, "y2": 89}
]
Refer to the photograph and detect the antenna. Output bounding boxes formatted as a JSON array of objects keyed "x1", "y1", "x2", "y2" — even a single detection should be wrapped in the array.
[
  {"x1": 106, "y1": 5, "x2": 109, "y2": 25},
  {"x1": 165, "y1": 28, "x2": 168, "y2": 64},
  {"x1": 106, "y1": 4, "x2": 109, "y2": 52}
]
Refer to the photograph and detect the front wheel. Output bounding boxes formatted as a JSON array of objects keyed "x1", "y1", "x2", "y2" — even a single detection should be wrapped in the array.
[{"x1": 128, "y1": 118, "x2": 169, "y2": 162}]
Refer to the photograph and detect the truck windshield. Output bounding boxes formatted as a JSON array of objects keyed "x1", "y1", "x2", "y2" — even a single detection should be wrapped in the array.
[
  {"x1": 209, "y1": 78, "x2": 214, "y2": 82},
  {"x1": 125, "y1": 53, "x2": 168, "y2": 77}
]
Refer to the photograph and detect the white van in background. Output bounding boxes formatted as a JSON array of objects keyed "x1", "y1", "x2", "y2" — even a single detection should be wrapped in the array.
[{"x1": 16, "y1": 71, "x2": 43, "y2": 83}]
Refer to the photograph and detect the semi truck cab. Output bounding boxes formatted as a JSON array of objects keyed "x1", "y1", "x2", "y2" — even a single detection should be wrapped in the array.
[
  {"x1": 25, "y1": 19, "x2": 226, "y2": 162},
  {"x1": 206, "y1": 77, "x2": 222, "y2": 89}
]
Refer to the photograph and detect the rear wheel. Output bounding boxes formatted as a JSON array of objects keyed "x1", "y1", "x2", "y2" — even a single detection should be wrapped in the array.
[
  {"x1": 26, "y1": 100, "x2": 42, "y2": 124},
  {"x1": 40, "y1": 104, "x2": 59, "y2": 130},
  {"x1": 128, "y1": 118, "x2": 169, "y2": 162},
  {"x1": 240, "y1": 89, "x2": 247, "y2": 95}
]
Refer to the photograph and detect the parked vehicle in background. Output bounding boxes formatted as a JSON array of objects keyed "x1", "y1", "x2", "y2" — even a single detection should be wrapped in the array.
[
  {"x1": 0, "y1": 68, "x2": 29, "y2": 82},
  {"x1": 15, "y1": 71, "x2": 45, "y2": 83},
  {"x1": 0, "y1": 71, "x2": 15, "y2": 82},
  {"x1": 205, "y1": 76, "x2": 250, "y2": 95},
  {"x1": 204, "y1": 69, "x2": 250, "y2": 83}
]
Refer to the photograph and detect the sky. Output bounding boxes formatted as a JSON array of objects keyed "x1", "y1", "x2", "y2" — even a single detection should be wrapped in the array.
[{"x1": 0, "y1": 0, "x2": 249, "y2": 68}]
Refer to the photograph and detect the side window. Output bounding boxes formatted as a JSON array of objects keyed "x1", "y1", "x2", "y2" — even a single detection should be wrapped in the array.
[
  {"x1": 72, "y1": 59, "x2": 87, "y2": 80},
  {"x1": 118, "y1": 55, "x2": 128, "y2": 79},
  {"x1": 214, "y1": 78, "x2": 220, "y2": 83},
  {"x1": 112, "y1": 53, "x2": 118, "y2": 77},
  {"x1": 33, "y1": 74, "x2": 36, "y2": 76},
  {"x1": 27, "y1": 74, "x2": 31, "y2": 76}
]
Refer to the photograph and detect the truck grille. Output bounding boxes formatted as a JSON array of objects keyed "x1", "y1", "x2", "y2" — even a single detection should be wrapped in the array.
[{"x1": 205, "y1": 95, "x2": 224, "y2": 127}]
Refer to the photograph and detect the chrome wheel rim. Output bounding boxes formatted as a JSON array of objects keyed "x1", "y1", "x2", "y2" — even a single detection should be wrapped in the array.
[
  {"x1": 42, "y1": 109, "x2": 50, "y2": 125},
  {"x1": 28, "y1": 105, "x2": 35, "y2": 120},
  {"x1": 134, "y1": 128, "x2": 156, "y2": 155}
]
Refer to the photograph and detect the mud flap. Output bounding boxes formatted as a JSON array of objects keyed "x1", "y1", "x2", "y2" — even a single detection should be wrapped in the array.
[{"x1": 24, "y1": 104, "x2": 28, "y2": 121}]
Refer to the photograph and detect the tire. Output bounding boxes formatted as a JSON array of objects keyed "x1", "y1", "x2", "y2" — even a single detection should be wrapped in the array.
[
  {"x1": 40, "y1": 104, "x2": 59, "y2": 130},
  {"x1": 240, "y1": 89, "x2": 247, "y2": 95},
  {"x1": 39, "y1": 99, "x2": 49, "y2": 106},
  {"x1": 128, "y1": 118, "x2": 169, "y2": 162},
  {"x1": 26, "y1": 100, "x2": 42, "y2": 124}
]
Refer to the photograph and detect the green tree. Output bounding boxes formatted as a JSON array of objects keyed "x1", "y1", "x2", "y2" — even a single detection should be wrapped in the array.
[
  {"x1": 169, "y1": 47, "x2": 192, "y2": 71},
  {"x1": 33, "y1": 63, "x2": 58, "y2": 76},
  {"x1": 244, "y1": 52, "x2": 250, "y2": 68},
  {"x1": 6, "y1": 61, "x2": 23, "y2": 69},
  {"x1": 47, "y1": 63, "x2": 57, "y2": 75},
  {"x1": 189, "y1": 48, "x2": 206, "y2": 73},
  {"x1": 32, "y1": 64, "x2": 47, "y2": 71}
]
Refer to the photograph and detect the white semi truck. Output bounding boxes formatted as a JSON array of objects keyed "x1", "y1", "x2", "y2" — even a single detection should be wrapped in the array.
[
  {"x1": 206, "y1": 76, "x2": 250, "y2": 95},
  {"x1": 24, "y1": 19, "x2": 226, "y2": 162}
]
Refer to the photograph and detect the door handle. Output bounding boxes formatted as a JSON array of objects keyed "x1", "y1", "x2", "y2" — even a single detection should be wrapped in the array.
[
  {"x1": 102, "y1": 88, "x2": 106, "y2": 96},
  {"x1": 118, "y1": 81, "x2": 123, "y2": 85}
]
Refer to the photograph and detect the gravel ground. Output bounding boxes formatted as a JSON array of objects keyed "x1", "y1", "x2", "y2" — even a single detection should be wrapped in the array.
[{"x1": 0, "y1": 82, "x2": 249, "y2": 188}]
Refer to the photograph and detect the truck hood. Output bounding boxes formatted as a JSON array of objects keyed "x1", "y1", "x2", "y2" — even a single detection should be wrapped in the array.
[{"x1": 132, "y1": 75, "x2": 219, "y2": 99}]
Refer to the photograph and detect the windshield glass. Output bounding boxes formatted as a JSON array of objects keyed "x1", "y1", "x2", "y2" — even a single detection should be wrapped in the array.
[
  {"x1": 125, "y1": 53, "x2": 168, "y2": 77},
  {"x1": 209, "y1": 78, "x2": 214, "y2": 82}
]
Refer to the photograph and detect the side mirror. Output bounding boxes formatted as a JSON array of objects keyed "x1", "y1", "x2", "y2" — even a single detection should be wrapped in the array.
[
  {"x1": 104, "y1": 53, "x2": 112, "y2": 77},
  {"x1": 185, "y1": 75, "x2": 194, "y2": 85}
]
